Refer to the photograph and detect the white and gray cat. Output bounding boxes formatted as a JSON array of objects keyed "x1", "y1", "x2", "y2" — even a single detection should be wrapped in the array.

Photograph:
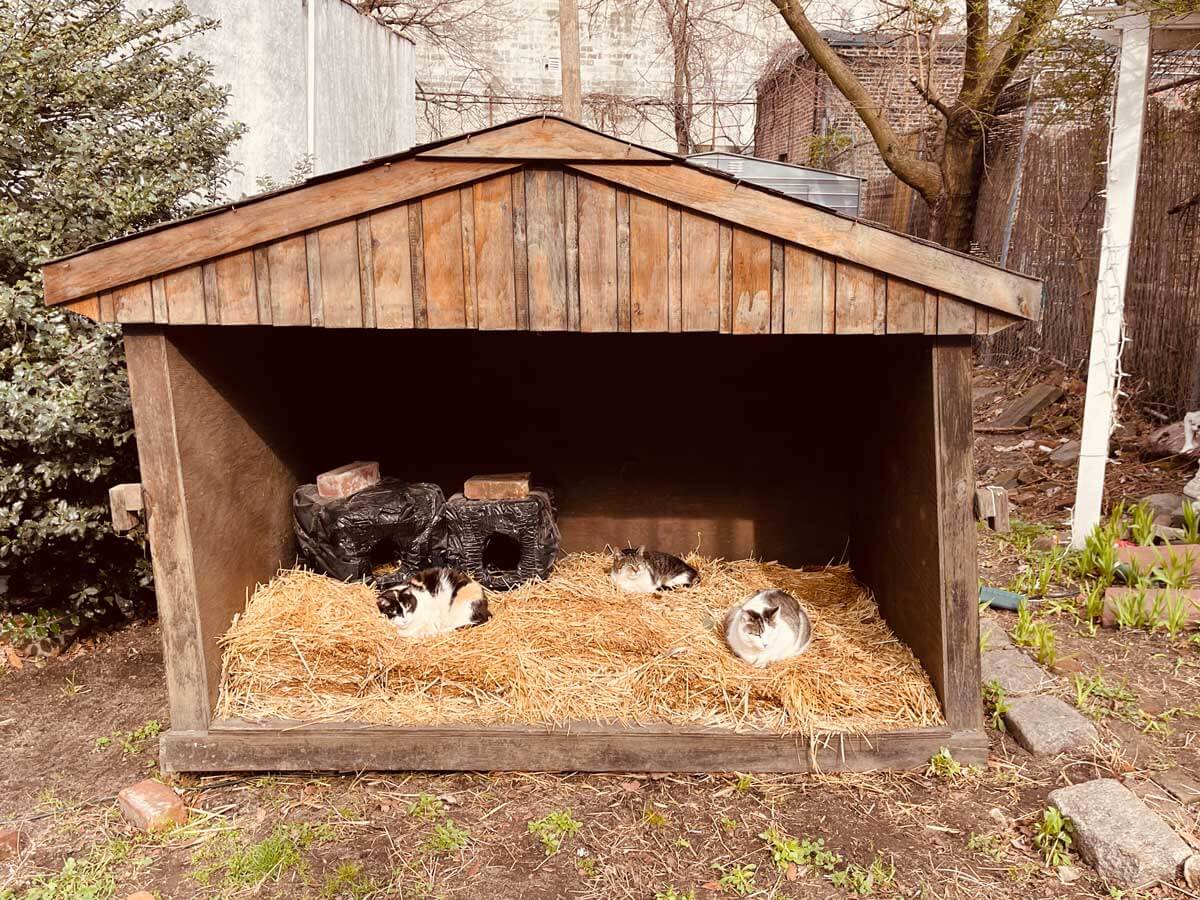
[
  {"x1": 724, "y1": 589, "x2": 811, "y2": 667},
  {"x1": 376, "y1": 567, "x2": 491, "y2": 638},
  {"x1": 610, "y1": 547, "x2": 699, "y2": 593}
]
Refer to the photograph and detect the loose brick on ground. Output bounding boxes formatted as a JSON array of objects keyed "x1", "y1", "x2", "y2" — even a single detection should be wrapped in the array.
[
  {"x1": 1003, "y1": 695, "x2": 1097, "y2": 756},
  {"x1": 117, "y1": 780, "x2": 187, "y2": 832},
  {"x1": 981, "y1": 647, "x2": 1051, "y2": 695}
]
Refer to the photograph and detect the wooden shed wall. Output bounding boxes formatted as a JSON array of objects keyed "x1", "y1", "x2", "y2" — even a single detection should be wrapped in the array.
[{"x1": 68, "y1": 168, "x2": 1018, "y2": 337}]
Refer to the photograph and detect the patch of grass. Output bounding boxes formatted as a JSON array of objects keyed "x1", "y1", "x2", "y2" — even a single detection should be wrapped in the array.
[
  {"x1": 642, "y1": 803, "x2": 668, "y2": 828},
  {"x1": 718, "y1": 816, "x2": 740, "y2": 833},
  {"x1": 760, "y1": 828, "x2": 840, "y2": 872},
  {"x1": 732, "y1": 773, "x2": 754, "y2": 793},
  {"x1": 14, "y1": 853, "x2": 118, "y2": 900},
  {"x1": 527, "y1": 809, "x2": 581, "y2": 856},
  {"x1": 983, "y1": 680, "x2": 1009, "y2": 731},
  {"x1": 1113, "y1": 588, "x2": 1149, "y2": 630},
  {"x1": 1162, "y1": 592, "x2": 1194, "y2": 638},
  {"x1": 423, "y1": 819, "x2": 470, "y2": 854},
  {"x1": 94, "y1": 720, "x2": 163, "y2": 755},
  {"x1": 320, "y1": 861, "x2": 379, "y2": 899},
  {"x1": 1010, "y1": 552, "x2": 1065, "y2": 600},
  {"x1": 926, "y1": 747, "x2": 962, "y2": 779},
  {"x1": 714, "y1": 862, "x2": 757, "y2": 896},
  {"x1": 577, "y1": 854, "x2": 599, "y2": 878},
  {"x1": 830, "y1": 856, "x2": 896, "y2": 895},
  {"x1": 655, "y1": 888, "x2": 697, "y2": 900},
  {"x1": 1032, "y1": 807, "x2": 1072, "y2": 868},
  {"x1": 966, "y1": 831, "x2": 1005, "y2": 861},
  {"x1": 220, "y1": 823, "x2": 329, "y2": 888},
  {"x1": 1072, "y1": 670, "x2": 1137, "y2": 718},
  {"x1": 407, "y1": 792, "x2": 443, "y2": 819}
]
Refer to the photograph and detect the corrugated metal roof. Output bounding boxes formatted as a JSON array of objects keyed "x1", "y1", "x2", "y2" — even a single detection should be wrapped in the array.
[{"x1": 687, "y1": 151, "x2": 864, "y2": 217}]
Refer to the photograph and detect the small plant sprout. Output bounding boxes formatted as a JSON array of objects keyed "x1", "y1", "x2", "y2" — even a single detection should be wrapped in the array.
[
  {"x1": 423, "y1": 819, "x2": 470, "y2": 854},
  {"x1": 966, "y1": 832, "x2": 1005, "y2": 861},
  {"x1": 642, "y1": 803, "x2": 668, "y2": 828},
  {"x1": 1163, "y1": 592, "x2": 1194, "y2": 638},
  {"x1": 1130, "y1": 502, "x2": 1156, "y2": 547},
  {"x1": 1032, "y1": 807, "x2": 1072, "y2": 868},
  {"x1": 1106, "y1": 501, "x2": 1128, "y2": 543},
  {"x1": 983, "y1": 680, "x2": 1009, "y2": 731},
  {"x1": 759, "y1": 828, "x2": 841, "y2": 872},
  {"x1": 715, "y1": 862, "x2": 757, "y2": 896},
  {"x1": 1084, "y1": 583, "x2": 1107, "y2": 623},
  {"x1": 407, "y1": 793, "x2": 443, "y2": 819},
  {"x1": 1013, "y1": 599, "x2": 1036, "y2": 644},
  {"x1": 1113, "y1": 588, "x2": 1148, "y2": 630},
  {"x1": 1154, "y1": 551, "x2": 1194, "y2": 590},
  {"x1": 830, "y1": 857, "x2": 896, "y2": 895},
  {"x1": 926, "y1": 747, "x2": 962, "y2": 779},
  {"x1": 527, "y1": 809, "x2": 582, "y2": 856},
  {"x1": 732, "y1": 772, "x2": 754, "y2": 793},
  {"x1": 1183, "y1": 501, "x2": 1200, "y2": 544},
  {"x1": 1080, "y1": 524, "x2": 1120, "y2": 583},
  {"x1": 655, "y1": 889, "x2": 697, "y2": 900}
]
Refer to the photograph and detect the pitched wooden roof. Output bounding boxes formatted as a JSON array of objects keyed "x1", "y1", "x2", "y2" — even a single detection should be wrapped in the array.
[{"x1": 42, "y1": 116, "x2": 1041, "y2": 335}]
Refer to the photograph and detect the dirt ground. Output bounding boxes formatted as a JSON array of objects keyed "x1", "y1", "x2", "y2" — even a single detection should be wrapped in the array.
[{"x1": 3, "y1": 363, "x2": 1200, "y2": 899}]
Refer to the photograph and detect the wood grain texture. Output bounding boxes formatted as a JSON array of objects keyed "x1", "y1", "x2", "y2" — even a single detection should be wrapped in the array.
[
  {"x1": 511, "y1": 173, "x2": 530, "y2": 330},
  {"x1": 886, "y1": 278, "x2": 926, "y2": 333},
  {"x1": 44, "y1": 159, "x2": 522, "y2": 305},
  {"x1": 719, "y1": 224, "x2": 733, "y2": 333},
  {"x1": 667, "y1": 207, "x2": 683, "y2": 332},
  {"x1": 317, "y1": 221, "x2": 363, "y2": 329},
  {"x1": 265, "y1": 236, "x2": 311, "y2": 326},
  {"x1": 253, "y1": 249, "x2": 272, "y2": 325},
  {"x1": 616, "y1": 190, "x2": 631, "y2": 332},
  {"x1": 770, "y1": 242, "x2": 785, "y2": 334},
  {"x1": 65, "y1": 295, "x2": 101, "y2": 320},
  {"x1": 114, "y1": 280, "x2": 153, "y2": 323},
  {"x1": 564, "y1": 174, "x2": 581, "y2": 331},
  {"x1": 367, "y1": 205, "x2": 414, "y2": 328},
  {"x1": 681, "y1": 212, "x2": 720, "y2": 332},
  {"x1": 416, "y1": 117, "x2": 667, "y2": 162},
  {"x1": 924, "y1": 290, "x2": 938, "y2": 335},
  {"x1": 151, "y1": 277, "x2": 169, "y2": 323},
  {"x1": 987, "y1": 311, "x2": 1022, "y2": 334},
  {"x1": 565, "y1": 161, "x2": 1042, "y2": 320},
  {"x1": 821, "y1": 258, "x2": 836, "y2": 334},
  {"x1": 163, "y1": 721, "x2": 988, "y2": 774},
  {"x1": 937, "y1": 294, "x2": 976, "y2": 335},
  {"x1": 201, "y1": 262, "x2": 220, "y2": 324},
  {"x1": 783, "y1": 246, "x2": 823, "y2": 333},
  {"x1": 933, "y1": 340, "x2": 983, "y2": 729},
  {"x1": 215, "y1": 252, "x2": 258, "y2": 325},
  {"x1": 629, "y1": 193, "x2": 670, "y2": 332},
  {"x1": 164, "y1": 267, "x2": 206, "y2": 325},
  {"x1": 873, "y1": 274, "x2": 887, "y2": 335},
  {"x1": 732, "y1": 229, "x2": 771, "y2": 335},
  {"x1": 525, "y1": 169, "x2": 569, "y2": 330},
  {"x1": 304, "y1": 234, "x2": 323, "y2": 326},
  {"x1": 834, "y1": 260, "x2": 875, "y2": 334},
  {"x1": 408, "y1": 203, "x2": 428, "y2": 329},
  {"x1": 356, "y1": 219, "x2": 376, "y2": 329},
  {"x1": 459, "y1": 187, "x2": 478, "y2": 329},
  {"x1": 420, "y1": 191, "x2": 467, "y2": 329},
  {"x1": 472, "y1": 178, "x2": 517, "y2": 330},
  {"x1": 577, "y1": 177, "x2": 619, "y2": 332}
]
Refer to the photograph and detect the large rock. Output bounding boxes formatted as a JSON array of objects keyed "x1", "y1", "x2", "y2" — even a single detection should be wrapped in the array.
[
  {"x1": 980, "y1": 647, "x2": 1050, "y2": 695},
  {"x1": 1049, "y1": 439, "x2": 1081, "y2": 465},
  {"x1": 979, "y1": 619, "x2": 1012, "y2": 652},
  {"x1": 1050, "y1": 779, "x2": 1191, "y2": 889},
  {"x1": 1002, "y1": 695, "x2": 1097, "y2": 755},
  {"x1": 1140, "y1": 492, "x2": 1189, "y2": 526}
]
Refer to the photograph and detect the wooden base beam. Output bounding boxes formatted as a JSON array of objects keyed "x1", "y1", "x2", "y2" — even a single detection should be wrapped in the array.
[{"x1": 161, "y1": 722, "x2": 987, "y2": 774}]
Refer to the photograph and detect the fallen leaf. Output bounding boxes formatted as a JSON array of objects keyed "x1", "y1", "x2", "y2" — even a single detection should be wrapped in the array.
[
  {"x1": 701, "y1": 882, "x2": 722, "y2": 893},
  {"x1": 785, "y1": 863, "x2": 798, "y2": 881},
  {"x1": 1057, "y1": 865, "x2": 1081, "y2": 884},
  {"x1": 619, "y1": 781, "x2": 642, "y2": 793},
  {"x1": 4, "y1": 647, "x2": 22, "y2": 670}
]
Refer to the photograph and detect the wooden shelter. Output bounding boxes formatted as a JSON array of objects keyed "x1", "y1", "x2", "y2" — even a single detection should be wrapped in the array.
[{"x1": 43, "y1": 117, "x2": 1042, "y2": 773}]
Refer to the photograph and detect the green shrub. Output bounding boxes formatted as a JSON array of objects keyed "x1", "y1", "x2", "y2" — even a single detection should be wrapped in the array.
[{"x1": 0, "y1": 1, "x2": 240, "y2": 623}]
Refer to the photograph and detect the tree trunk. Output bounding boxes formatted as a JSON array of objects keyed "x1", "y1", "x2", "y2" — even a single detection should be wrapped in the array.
[
  {"x1": 670, "y1": 22, "x2": 692, "y2": 154},
  {"x1": 931, "y1": 118, "x2": 984, "y2": 251}
]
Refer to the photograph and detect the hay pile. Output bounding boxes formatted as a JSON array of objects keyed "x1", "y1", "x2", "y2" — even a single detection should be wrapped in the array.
[{"x1": 216, "y1": 554, "x2": 943, "y2": 735}]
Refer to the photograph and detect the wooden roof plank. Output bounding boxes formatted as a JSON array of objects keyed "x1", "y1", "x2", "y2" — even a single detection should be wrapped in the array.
[
  {"x1": 566, "y1": 161, "x2": 1040, "y2": 321},
  {"x1": 43, "y1": 159, "x2": 522, "y2": 306},
  {"x1": 417, "y1": 117, "x2": 667, "y2": 162}
]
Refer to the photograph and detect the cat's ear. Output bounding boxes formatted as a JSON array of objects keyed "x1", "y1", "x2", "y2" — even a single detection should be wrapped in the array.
[
  {"x1": 762, "y1": 606, "x2": 779, "y2": 624},
  {"x1": 635, "y1": 545, "x2": 646, "y2": 555}
]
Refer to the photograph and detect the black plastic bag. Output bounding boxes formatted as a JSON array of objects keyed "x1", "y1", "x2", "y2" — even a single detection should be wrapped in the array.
[
  {"x1": 428, "y1": 490, "x2": 560, "y2": 590},
  {"x1": 293, "y1": 479, "x2": 444, "y2": 582}
]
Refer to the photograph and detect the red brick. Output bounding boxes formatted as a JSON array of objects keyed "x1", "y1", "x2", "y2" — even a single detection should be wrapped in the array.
[
  {"x1": 126, "y1": 893, "x2": 157, "y2": 900},
  {"x1": 0, "y1": 827, "x2": 21, "y2": 860},
  {"x1": 464, "y1": 472, "x2": 531, "y2": 501},
  {"x1": 316, "y1": 461, "x2": 380, "y2": 499},
  {"x1": 117, "y1": 780, "x2": 187, "y2": 832}
]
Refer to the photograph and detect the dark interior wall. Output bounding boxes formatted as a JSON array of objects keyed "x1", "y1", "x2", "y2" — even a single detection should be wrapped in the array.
[{"x1": 166, "y1": 328, "x2": 892, "y2": 567}]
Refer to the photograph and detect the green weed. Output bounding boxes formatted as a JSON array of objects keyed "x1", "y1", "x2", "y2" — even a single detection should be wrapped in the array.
[
  {"x1": 655, "y1": 888, "x2": 697, "y2": 900},
  {"x1": 1012, "y1": 601, "x2": 1056, "y2": 665},
  {"x1": 423, "y1": 820, "x2": 470, "y2": 854},
  {"x1": 719, "y1": 816, "x2": 739, "y2": 832},
  {"x1": 983, "y1": 680, "x2": 1009, "y2": 731},
  {"x1": 760, "y1": 828, "x2": 840, "y2": 872},
  {"x1": 732, "y1": 773, "x2": 754, "y2": 793},
  {"x1": 220, "y1": 823, "x2": 328, "y2": 888},
  {"x1": 830, "y1": 857, "x2": 896, "y2": 895},
  {"x1": 1130, "y1": 502, "x2": 1156, "y2": 546},
  {"x1": 527, "y1": 809, "x2": 581, "y2": 856},
  {"x1": 966, "y1": 832, "x2": 1005, "y2": 861},
  {"x1": 715, "y1": 863, "x2": 757, "y2": 896},
  {"x1": 1113, "y1": 588, "x2": 1148, "y2": 630},
  {"x1": 1162, "y1": 592, "x2": 1194, "y2": 638},
  {"x1": 1183, "y1": 501, "x2": 1200, "y2": 543},
  {"x1": 1084, "y1": 583, "x2": 1107, "y2": 622},
  {"x1": 320, "y1": 861, "x2": 379, "y2": 899},
  {"x1": 1032, "y1": 807, "x2": 1072, "y2": 868},
  {"x1": 406, "y1": 792, "x2": 443, "y2": 819},
  {"x1": 16, "y1": 854, "x2": 117, "y2": 900},
  {"x1": 1152, "y1": 552, "x2": 1194, "y2": 590},
  {"x1": 577, "y1": 854, "x2": 599, "y2": 878},
  {"x1": 642, "y1": 803, "x2": 668, "y2": 828},
  {"x1": 926, "y1": 747, "x2": 962, "y2": 778}
]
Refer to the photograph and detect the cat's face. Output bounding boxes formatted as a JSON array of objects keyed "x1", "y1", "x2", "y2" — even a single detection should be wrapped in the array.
[
  {"x1": 740, "y1": 607, "x2": 778, "y2": 647},
  {"x1": 377, "y1": 586, "x2": 418, "y2": 623},
  {"x1": 612, "y1": 547, "x2": 647, "y2": 578}
]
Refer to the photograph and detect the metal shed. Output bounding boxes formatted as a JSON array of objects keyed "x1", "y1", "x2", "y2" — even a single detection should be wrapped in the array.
[
  {"x1": 687, "y1": 151, "x2": 864, "y2": 216},
  {"x1": 42, "y1": 116, "x2": 1041, "y2": 774}
]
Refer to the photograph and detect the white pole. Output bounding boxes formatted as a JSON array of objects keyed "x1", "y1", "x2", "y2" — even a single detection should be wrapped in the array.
[{"x1": 1070, "y1": 13, "x2": 1152, "y2": 549}]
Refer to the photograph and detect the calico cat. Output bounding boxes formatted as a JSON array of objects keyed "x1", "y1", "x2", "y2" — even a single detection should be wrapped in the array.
[
  {"x1": 723, "y1": 589, "x2": 811, "y2": 667},
  {"x1": 377, "y1": 567, "x2": 491, "y2": 638},
  {"x1": 609, "y1": 547, "x2": 699, "y2": 593}
]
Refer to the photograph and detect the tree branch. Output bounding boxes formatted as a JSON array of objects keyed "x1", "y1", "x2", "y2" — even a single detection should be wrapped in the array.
[
  {"x1": 968, "y1": 0, "x2": 1061, "y2": 112},
  {"x1": 910, "y1": 76, "x2": 951, "y2": 118},
  {"x1": 961, "y1": 0, "x2": 989, "y2": 98},
  {"x1": 768, "y1": 0, "x2": 942, "y2": 203}
]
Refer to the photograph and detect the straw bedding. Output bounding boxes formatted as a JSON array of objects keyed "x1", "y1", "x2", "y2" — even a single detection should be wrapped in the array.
[{"x1": 215, "y1": 554, "x2": 943, "y2": 735}]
